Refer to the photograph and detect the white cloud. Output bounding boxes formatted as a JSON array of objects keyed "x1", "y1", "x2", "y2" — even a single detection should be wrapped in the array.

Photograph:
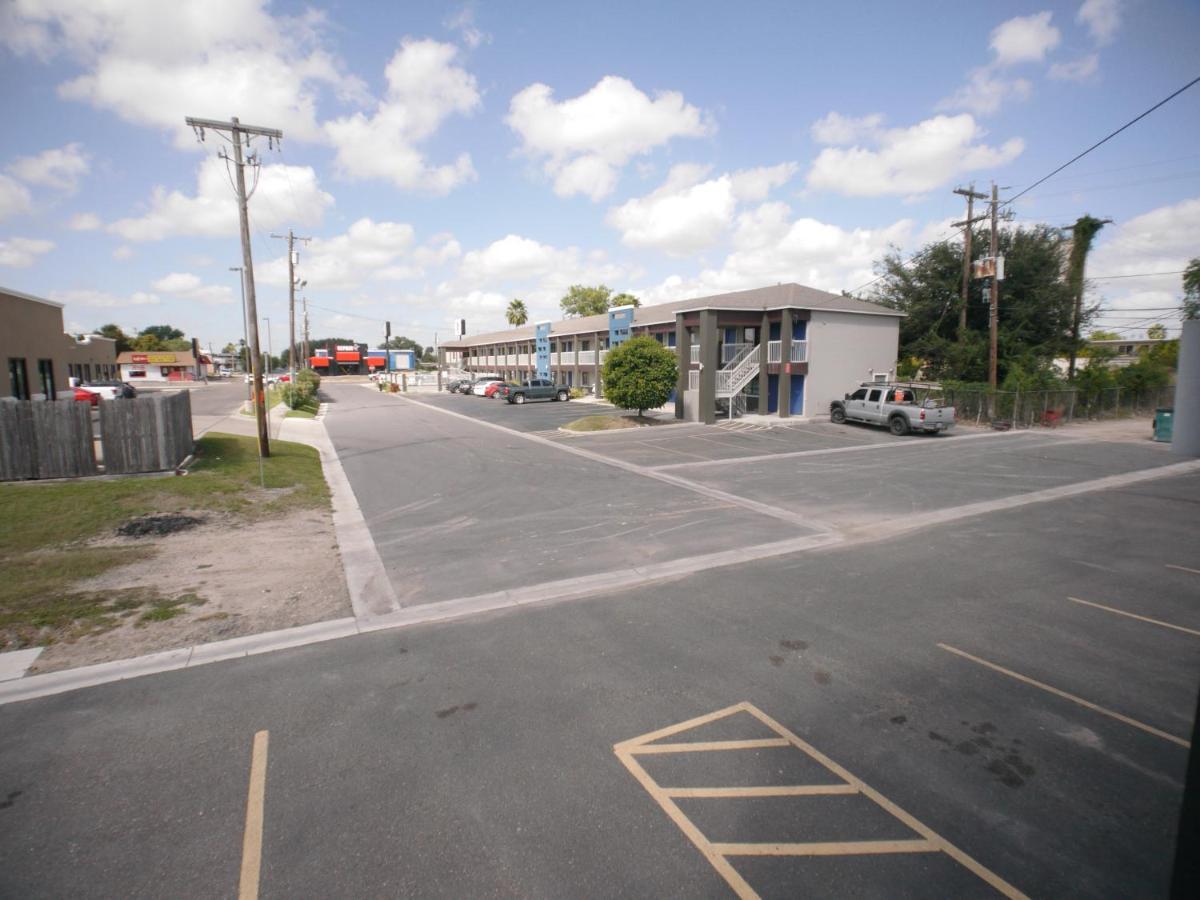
[
  {"x1": 459, "y1": 234, "x2": 568, "y2": 281},
  {"x1": 605, "y1": 164, "x2": 729, "y2": 256},
  {"x1": 729, "y1": 162, "x2": 799, "y2": 202},
  {"x1": 1079, "y1": 0, "x2": 1121, "y2": 45},
  {"x1": 1049, "y1": 54, "x2": 1100, "y2": 82},
  {"x1": 507, "y1": 75, "x2": 713, "y2": 200},
  {"x1": 632, "y1": 202, "x2": 917, "y2": 304},
  {"x1": 108, "y1": 157, "x2": 333, "y2": 241},
  {"x1": 1087, "y1": 197, "x2": 1199, "y2": 325},
  {"x1": 445, "y1": 7, "x2": 490, "y2": 49},
  {"x1": 8, "y1": 142, "x2": 90, "y2": 191},
  {"x1": 0, "y1": 174, "x2": 33, "y2": 220},
  {"x1": 324, "y1": 38, "x2": 479, "y2": 193},
  {"x1": 151, "y1": 271, "x2": 234, "y2": 305},
  {"x1": 50, "y1": 288, "x2": 159, "y2": 308},
  {"x1": 0, "y1": 236, "x2": 55, "y2": 267},
  {"x1": 806, "y1": 114, "x2": 1023, "y2": 197},
  {"x1": 68, "y1": 211, "x2": 102, "y2": 230},
  {"x1": 811, "y1": 112, "x2": 884, "y2": 146},
  {"x1": 937, "y1": 68, "x2": 1032, "y2": 116},
  {"x1": 258, "y1": 218, "x2": 421, "y2": 291},
  {"x1": 3, "y1": 0, "x2": 363, "y2": 146},
  {"x1": 113, "y1": 245, "x2": 134, "y2": 260},
  {"x1": 990, "y1": 12, "x2": 1061, "y2": 65}
]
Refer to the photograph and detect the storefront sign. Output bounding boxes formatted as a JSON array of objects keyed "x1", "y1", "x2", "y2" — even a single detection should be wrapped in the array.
[
  {"x1": 535, "y1": 321, "x2": 552, "y2": 381},
  {"x1": 608, "y1": 305, "x2": 634, "y2": 350},
  {"x1": 131, "y1": 353, "x2": 178, "y2": 364}
]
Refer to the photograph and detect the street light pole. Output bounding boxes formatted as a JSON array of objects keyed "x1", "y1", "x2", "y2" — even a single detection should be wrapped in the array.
[
  {"x1": 263, "y1": 317, "x2": 273, "y2": 377},
  {"x1": 230, "y1": 266, "x2": 250, "y2": 402}
]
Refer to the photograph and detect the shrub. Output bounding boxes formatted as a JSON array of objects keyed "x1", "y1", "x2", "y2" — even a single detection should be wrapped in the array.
[{"x1": 601, "y1": 335, "x2": 677, "y2": 416}]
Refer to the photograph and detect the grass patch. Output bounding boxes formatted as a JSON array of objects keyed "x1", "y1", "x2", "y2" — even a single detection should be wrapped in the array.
[
  {"x1": 0, "y1": 433, "x2": 325, "y2": 650},
  {"x1": 284, "y1": 394, "x2": 320, "y2": 418},
  {"x1": 562, "y1": 414, "x2": 670, "y2": 432},
  {"x1": 0, "y1": 586, "x2": 206, "y2": 647},
  {"x1": 240, "y1": 385, "x2": 286, "y2": 415}
]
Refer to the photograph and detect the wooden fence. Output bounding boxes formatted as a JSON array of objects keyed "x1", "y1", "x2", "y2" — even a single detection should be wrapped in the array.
[{"x1": 0, "y1": 392, "x2": 193, "y2": 481}]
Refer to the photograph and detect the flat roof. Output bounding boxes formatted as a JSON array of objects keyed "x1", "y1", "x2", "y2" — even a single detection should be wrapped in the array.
[
  {"x1": 441, "y1": 283, "x2": 901, "y2": 348},
  {"x1": 0, "y1": 285, "x2": 64, "y2": 309}
]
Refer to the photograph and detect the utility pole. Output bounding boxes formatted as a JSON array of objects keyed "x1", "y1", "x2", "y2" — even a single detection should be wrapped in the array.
[
  {"x1": 264, "y1": 317, "x2": 273, "y2": 376},
  {"x1": 988, "y1": 182, "x2": 1000, "y2": 397},
  {"x1": 271, "y1": 229, "x2": 310, "y2": 385},
  {"x1": 187, "y1": 115, "x2": 281, "y2": 458},
  {"x1": 953, "y1": 184, "x2": 988, "y2": 338},
  {"x1": 302, "y1": 297, "x2": 309, "y2": 364}
]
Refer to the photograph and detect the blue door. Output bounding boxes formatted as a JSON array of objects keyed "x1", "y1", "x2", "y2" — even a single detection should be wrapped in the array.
[
  {"x1": 790, "y1": 374, "x2": 805, "y2": 415},
  {"x1": 767, "y1": 374, "x2": 779, "y2": 413}
]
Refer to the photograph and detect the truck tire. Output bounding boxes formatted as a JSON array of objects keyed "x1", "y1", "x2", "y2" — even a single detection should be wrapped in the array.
[
  {"x1": 889, "y1": 415, "x2": 909, "y2": 436},
  {"x1": 513, "y1": 393, "x2": 526, "y2": 405},
  {"x1": 556, "y1": 389, "x2": 569, "y2": 401},
  {"x1": 830, "y1": 406, "x2": 846, "y2": 424}
]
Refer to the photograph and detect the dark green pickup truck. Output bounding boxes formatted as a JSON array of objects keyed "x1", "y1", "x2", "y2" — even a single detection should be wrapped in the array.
[{"x1": 497, "y1": 378, "x2": 571, "y2": 404}]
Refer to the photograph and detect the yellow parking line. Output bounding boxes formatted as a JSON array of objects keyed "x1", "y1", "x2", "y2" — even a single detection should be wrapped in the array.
[
  {"x1": 1068, "y1": 596, "x2": 1200, "y2": 637},
  {"x1": 714, "y1": 839, "x2": 938, "y2": 856},
  {"x1": 1167, "y1": 564, "x2": 1200, "y2": 576},
  {"x1": 631, "y1": 738, "x2": 789, "y2": 754},
  {"x1": 938, "y1": 644, "x2": 1190, "y2": 749},
  {"x1": 238, "y1": 730, "x2": 270, "y2": 900},
  {"x1": 664, "y1": 784, "x2": 858, "y2": 798},
  {"x1": 616, "y1": 703, "x2": 1028, "y2": 899}
]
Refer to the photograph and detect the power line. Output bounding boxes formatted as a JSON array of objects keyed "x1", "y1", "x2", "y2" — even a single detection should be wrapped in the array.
[
  {"x1": 1090, "y1": 270, "x2": 1186, "y2": 280},
  {"x1": 1002, "y1": 74, "x2": 1200, "y2": 208}
]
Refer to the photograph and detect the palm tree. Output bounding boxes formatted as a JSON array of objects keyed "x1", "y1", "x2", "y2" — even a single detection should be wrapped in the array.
[{"x1": 506, "y1": 298, "x2": 528, "y2": 326}]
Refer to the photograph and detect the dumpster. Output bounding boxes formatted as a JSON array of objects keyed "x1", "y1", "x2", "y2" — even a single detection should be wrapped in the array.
[{"x1": 1153, "y1": 407, "x2": 1174, "y2": 442}]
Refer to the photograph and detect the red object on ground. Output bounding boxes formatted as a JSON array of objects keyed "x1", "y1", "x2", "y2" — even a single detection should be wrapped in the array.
[{"x1": 483, "y1": 381, "x2": 505, "y2": 397}]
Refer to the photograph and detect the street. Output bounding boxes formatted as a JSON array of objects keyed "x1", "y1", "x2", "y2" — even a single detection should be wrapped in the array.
[{"x1": 0, "y1": 381, "x2": 1196, "y2": 897}]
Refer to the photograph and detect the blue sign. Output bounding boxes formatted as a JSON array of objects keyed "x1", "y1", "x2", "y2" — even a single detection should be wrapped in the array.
[
  {"x1": 608, "y1": 305, "x2": 635, "y2": 350},
  {"x1": 535, "y1": 321, "x2": 552, "y2": 380}
]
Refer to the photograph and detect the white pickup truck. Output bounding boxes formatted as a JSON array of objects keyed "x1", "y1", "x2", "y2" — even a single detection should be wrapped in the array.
[{"x1": 830, "y1": 384, "x2": 955, "y2": 436}]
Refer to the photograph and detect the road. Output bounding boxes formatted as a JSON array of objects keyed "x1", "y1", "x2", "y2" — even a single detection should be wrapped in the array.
[{"x1": 1, "y1": 381, "x2": 1196, "y2": 897}]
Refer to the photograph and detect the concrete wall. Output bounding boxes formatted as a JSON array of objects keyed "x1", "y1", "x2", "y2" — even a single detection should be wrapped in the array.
[
  {"x1": 1, "y1": 289, "x2": 117, "y2": 399},
  {"x1": 805, "y1": 311, "x2": 900, "y2": 418}
]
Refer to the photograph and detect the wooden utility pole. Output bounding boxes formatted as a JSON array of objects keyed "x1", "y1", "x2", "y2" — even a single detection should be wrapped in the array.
[
  {"x1": 988, "y1": 182, "x2": 1000, "y2": 394},
  {"x1": 953, "y1": 184, "x2": 988, "y2": 337},
  {"x1": 302, "y1": 297, "x2": 309, "y2": 364},
  {"x1": 186, "y1": 115, "x2": 281, "y2": 458},
  {"x1": 271, "y1": 229, "x2": 310, "y2": 385}
]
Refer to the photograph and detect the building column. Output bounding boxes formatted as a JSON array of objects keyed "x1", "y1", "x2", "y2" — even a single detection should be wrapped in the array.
[
  {"x1": 779, "y1": 308, "x2": 793, "y2": 419},
  {"x1": 699, "y1": 309, "x2": 718, "y2": 425},
  {"x1": 675, "y1": 313, "x2": 687, "y2": 420},
  {"x1": 593, "y1": 330, "x2": 602, "y2": 396},
  {"x1": 758, "y1": 312, "x2": 770, "y2": 414}
]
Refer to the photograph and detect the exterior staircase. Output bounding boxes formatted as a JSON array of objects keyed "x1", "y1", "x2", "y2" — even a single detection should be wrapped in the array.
[{"x1": 715, "y1": 343, "x2": 760, "y2": 398}]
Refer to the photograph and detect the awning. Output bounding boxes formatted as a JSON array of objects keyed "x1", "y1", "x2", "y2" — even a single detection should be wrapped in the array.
[
  {"x1": 366, "y1": 356, "x2": 386, "y2": 366},
  {"x1": 335, "y1": 351, "x2": 359, "y2": 362},
  {"x1": 310, "y1": 357, "x2": 330, "y2": 367}
]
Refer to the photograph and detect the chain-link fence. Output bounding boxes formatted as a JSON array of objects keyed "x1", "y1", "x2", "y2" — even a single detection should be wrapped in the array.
[{"x1": 934, "y1": 385, "x2": 1174, "y2": 428}]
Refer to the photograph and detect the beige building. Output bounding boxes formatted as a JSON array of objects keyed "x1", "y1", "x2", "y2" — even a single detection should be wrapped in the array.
[
  {"x1": 1, "y1": 286, "x2": 118, "y2": 400},
  {"x1": 117, "y1": 350, "x2": 203, "y2": 382}
]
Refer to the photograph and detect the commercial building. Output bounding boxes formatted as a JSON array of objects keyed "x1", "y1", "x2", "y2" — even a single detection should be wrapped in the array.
[
  {"x1": 117, "y1": 351, "x2": 204, "y2": 383},
  {"x1": 1, "y1": 286, "x2": 118, "y2": 400},
  {"x1": 439, "y1": 283, "x2": 902, "y2": 423},
  {"x1": 308, "y1": 342, "x2": 416, "y2": 375}
]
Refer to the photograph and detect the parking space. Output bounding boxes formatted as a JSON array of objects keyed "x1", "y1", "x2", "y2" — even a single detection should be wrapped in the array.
[{"x1": 407, "y1": 388, "x2": 626, "y2": 433}]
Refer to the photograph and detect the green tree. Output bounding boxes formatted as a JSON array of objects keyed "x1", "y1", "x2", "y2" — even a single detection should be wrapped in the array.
[
  {"x1": 383, "y1": 336, "x2": 423, "y2": 353},
  {"x1": 506, "y1": 298, "x2": 529, "y2": 326},
  {"x1": 601, "y1": 335, "x2": 677, "y2": 417},
  {"x1": 1183, "y1": 257, "x2": 1200, "y2": 320},
  {"x1": 95, "y1": 323, "x2": 132, "y2": 353},
  {"x1": 871, "y1": 224, "x2": 1076, "y2": 382},
  {"x1": 1087, "y1": 330, "x2": 1120, "y2": 341},
  {"x1": 559, "y1": 285, "x2": 641, "y2": 318},
  {"x1": 1062, "y1": 214, "x2": 1108, "y2": 376},
  {"x1": 138, "y1": 324, "x2": 185, "y2": 342},
  {"x1": 1146, "y1": 323, "x2": 1167, "y2": 340}
]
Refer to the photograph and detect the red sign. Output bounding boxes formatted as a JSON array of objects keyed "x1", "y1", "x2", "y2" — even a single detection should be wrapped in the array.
[{"x1": 132, "y1": 354, "x2": 148, "y2": 363}]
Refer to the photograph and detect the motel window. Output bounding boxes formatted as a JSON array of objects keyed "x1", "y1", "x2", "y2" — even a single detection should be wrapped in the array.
[
  {"x1": 37, "y1": 359, "x2": 55, "y2": 400},
  {"x1": 84, "y1": 364, "x2": 92, "y2": 382},
  {"x1": 8, "y1": 357, "x2": 29, "y2": 400},
  {"x1": 581, "y1": 339, "x2": 591, "y2": 351},
  {"x1": 668, "y1": 333, "x2": 676, "y2": 347},
  {"x1": 872, "y1": 373, "x2": 889, "y2": 384}
]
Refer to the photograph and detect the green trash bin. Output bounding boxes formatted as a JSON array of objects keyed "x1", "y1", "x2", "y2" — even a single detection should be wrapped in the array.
[{"x1": 1153, "y1": 407, "x2": 1174, "y2": 442}]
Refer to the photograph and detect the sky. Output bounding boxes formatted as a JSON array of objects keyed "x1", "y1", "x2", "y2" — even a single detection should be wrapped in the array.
[{"x1": 1, "y1": 0, "x2": 1197, "y2": 353}]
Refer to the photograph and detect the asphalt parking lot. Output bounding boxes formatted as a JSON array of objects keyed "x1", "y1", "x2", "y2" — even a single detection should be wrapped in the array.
[{"x1": 412, "y1": 387, "x2": 628, "y2": 433}]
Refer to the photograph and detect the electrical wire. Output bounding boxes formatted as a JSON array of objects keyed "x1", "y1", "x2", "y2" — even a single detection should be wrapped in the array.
[{"x1": 1089, "y1": 270, "x2": 1186, "y2": 280}]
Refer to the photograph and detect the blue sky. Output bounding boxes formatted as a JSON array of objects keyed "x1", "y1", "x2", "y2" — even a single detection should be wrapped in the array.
[{"x1": 1, "y1": 0, "x2": 1197, "y2": 352}]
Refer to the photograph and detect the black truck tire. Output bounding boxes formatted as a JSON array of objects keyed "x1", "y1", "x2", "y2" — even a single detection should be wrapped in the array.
[
  {"x1": 889, "y1": 415, "x2": 909, "y2": 436},
  {"x1": 830, "y1": 406, "x2": 846, "y2": 424},
  {"x1": 556, "y1": 389, "x2": 569, "y2": 401},
  {"x1": 513, "y1": 393, "x2": 526, "y2": 404}
]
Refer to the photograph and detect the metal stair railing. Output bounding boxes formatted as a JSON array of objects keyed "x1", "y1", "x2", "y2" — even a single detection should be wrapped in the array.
[{"x1": 716, "y1": 345, "x2": 760, "y2": 397}]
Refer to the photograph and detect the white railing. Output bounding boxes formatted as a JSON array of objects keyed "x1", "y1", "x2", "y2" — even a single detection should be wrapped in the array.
[
  {"x1": 767, "y1": 341, "x2": 781, "y2": 364},
  {"x1": 716, "y1": 348, "x2": 761, "y2": 397},
  {"x1": 578, "y1": 350, "x2": 596, "y2": 366},
  {"x1": 518, "y1": 353, "x2": 530, "y2": 366},
  {"x1": 721, "y1": 343, "x2": 756, "y2": 370},
  {"x1": 559, "y1": 351, "x2": 576, "y2": 366},
  {"x1": 689, "y1": 345, "x2": 700, "y2": 364},
  {"x1": 688, "y1": 370, "x2": 699, "y2": 390},
  {"x1": 599, "y1": 349, "x2": 608, "y2": 362},
  {"x1": 791, "y1": 341, "x2": 807, "y2": 363}
]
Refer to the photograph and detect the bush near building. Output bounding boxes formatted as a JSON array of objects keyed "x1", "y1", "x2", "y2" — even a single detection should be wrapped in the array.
[
  {"x1": 281, "y1": 368, "x2": 321, "y2": 411},
  {"x1": 601, "y1": 335, "x2": 677, "y2": 417}
]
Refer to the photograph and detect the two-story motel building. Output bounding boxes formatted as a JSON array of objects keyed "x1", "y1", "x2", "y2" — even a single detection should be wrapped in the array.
[{"x1": 439, "y1": 283, "x2": 903, "y2": 424}]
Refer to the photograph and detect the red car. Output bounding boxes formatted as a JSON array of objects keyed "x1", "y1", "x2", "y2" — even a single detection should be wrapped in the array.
[
  {"x1": 483, "y1": 381, "x2": 509, "y2": 399},
  {"x1": 73, "y1": 386, "x2": 100, "y2": 407}
]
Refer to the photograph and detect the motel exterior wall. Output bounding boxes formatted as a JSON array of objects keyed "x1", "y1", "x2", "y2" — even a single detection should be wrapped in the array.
[
  {"x1": 1, "y1": 287, "x2": 118, "y2": 400},
  {"x1": 805, "y1": 310, "x2": 900, "y2": 419}
]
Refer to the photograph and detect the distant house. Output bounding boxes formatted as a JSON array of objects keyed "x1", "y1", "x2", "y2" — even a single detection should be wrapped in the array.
[{"x1": 1053, "y1": 336, "x2": 1177, "y2": 374}]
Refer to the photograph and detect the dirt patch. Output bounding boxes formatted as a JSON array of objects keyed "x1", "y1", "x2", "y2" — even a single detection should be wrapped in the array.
[
  {"x1": 116, "y1": 514, "x2": 205, "y2": 538},
  {"x1": 28, "y1": 507, "x2": 350, "y2": 674}
]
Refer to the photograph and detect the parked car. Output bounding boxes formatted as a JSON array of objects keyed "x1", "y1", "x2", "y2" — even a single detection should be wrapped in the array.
[
  {"x1": 73, "y1": 386, "x2": 100, "y2": 406},
  {"x1": 829, "y1": 384, "x2": 955, "y2": 435},
  {"x1": 497, "y1": 378, "x2": 571, "y2": 404},
  {"x1": 459, "y1": 375, "x2": 502, "y2": 395},
  {"x1": 445, "y1": 379, "x2": 465, "y2": 393},
  {"x1": 483, "y1": 381, "x2": 512, "y2": 399},
  {"x1": 471, "y1": 378, "x2": 505, "y2": 396},
  {"x1": 83, "y1": 379, "x2": 136, "y2": 399}
]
